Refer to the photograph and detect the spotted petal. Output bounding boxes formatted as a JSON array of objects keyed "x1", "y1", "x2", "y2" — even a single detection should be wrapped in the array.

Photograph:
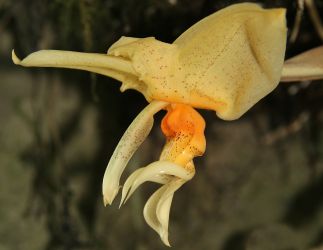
[{"x1": 102, "y1": 101, "x2": 168, "y2": 205}]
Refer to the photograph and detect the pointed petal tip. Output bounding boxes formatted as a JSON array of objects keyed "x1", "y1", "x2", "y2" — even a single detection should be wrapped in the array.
[
  {"x1": 118, "y1": 192, "x2": 127, "y2": 209},
  {"x1": 103, "y1": 188, "x2": 119, "y2": 206},
  {"x1": 160, "y1": 230, "x2": 171, "y2": 247},
  {"x1": 102, "y1": 175, "x2": 122, "y2": 206},
  {"x1": 119, "y1": 196, "x2": 125, "y2": 208},
  {"x1": 12, "y1": 50, "x2": 21, "y2": 65},
  {"x1": 119, "y1": 191, "x2": 130, "y2": 208},
  {"x1": 163, "y1": 240, "x2": 171, "y2": 247},
  {"x1": 103, "y1": 196, "x2": 111, "y2": 206}
]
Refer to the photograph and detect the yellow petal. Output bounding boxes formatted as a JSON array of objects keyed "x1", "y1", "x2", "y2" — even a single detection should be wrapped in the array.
[
  {"x1": 102, "y1": 101, "x2": 168, "y2": 205},
  {"x1": 173, "y1": 3, "x2": 287, "y2": 120},
  {"x1": 12, "y1": 49, "x2": 136, "y2": 76}
]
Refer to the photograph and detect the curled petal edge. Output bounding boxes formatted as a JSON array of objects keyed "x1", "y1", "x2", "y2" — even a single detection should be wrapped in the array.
[{"x1": 120, "y1": 160, "x2": 194, "y2": 206}]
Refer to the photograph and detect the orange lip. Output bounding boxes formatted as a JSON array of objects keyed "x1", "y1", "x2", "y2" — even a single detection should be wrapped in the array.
[{"x1": 160, "y1": 104, "x2": 206, "y2": 166}]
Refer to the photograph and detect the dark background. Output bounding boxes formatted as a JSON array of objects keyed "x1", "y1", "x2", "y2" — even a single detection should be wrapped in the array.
[{"x1": 0, "y1": 0, "x2": 323, "y2": 249}]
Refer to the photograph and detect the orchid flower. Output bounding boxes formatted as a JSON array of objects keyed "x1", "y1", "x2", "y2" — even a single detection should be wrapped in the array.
[{"x1": 12, "y1": 2, "x2": 323, "y2": 246}]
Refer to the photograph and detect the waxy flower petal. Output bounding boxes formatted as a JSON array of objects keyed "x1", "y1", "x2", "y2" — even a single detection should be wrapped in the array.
[{"x1": 102, "y1": 100, "x2": 168, "y2": 205}]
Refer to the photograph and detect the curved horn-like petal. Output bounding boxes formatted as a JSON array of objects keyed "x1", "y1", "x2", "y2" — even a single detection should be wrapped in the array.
[
  {"x1": 12, "y1": 49, "x2": 136, "y2": 78},
  {"x1": 156, "y1": 179, "x2": 186, "y2": 247},
  {"x1": 143, "y1": 178, "x2": 187, "y2": 247},
  {"x1": 120, "y1": 161, "x2": 194, "y2": 206},
  {"x1": 102, "y1": 101, "x2": 168, "y2": 205},
  {"x1": 143, "y1": 185, "x2": 166, "y2": 234}
]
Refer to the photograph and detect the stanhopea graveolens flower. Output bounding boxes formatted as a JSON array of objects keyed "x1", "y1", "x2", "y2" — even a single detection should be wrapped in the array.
[
  {"x1": 11, "y1": 2, "x2": 288, "y2": 246},
  {"x1": 13, "y1": 1, "x2": 323, "y2": 247}
]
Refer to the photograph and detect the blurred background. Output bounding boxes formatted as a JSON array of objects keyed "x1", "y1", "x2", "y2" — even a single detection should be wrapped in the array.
[{"x1": 1, "y1": 0, "x2": 323, "y2": 249}]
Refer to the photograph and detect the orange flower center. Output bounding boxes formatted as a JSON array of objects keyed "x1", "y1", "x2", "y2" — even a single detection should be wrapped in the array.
[{"x1": 160, "y1": 104, "x2": 206, "y2": 167}]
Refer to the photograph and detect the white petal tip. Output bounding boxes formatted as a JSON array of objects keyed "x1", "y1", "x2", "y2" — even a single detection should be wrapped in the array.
[
  {"x1": 160, "y1": 231, "x2": 171, "y2": 247},
  {"x1": 119, "y1": 187, "x2": 129, "y2": 206},
  {"x1": 103, "y1": 188, "x2": 119, "y2": 206},
  {"x1": 119, "y1": 194, "x2": 128, "y2": 208},
  {"x1": 12, "y1": 50, "x2": 21, "y2": 65},
  {"x1": 118, "y1": 194, "x2": 127, "y2": 208},
  {"x1": 103, "y1": 196, "x2": 111, "y2": 206}
]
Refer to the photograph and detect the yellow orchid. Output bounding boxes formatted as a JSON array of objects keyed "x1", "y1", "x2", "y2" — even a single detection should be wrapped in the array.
[
  {"x1": 11, "y1": 2, "x2": 323, "y2": 246},
  {"x1": 12, "y1": 3, "x2": 287, "y2": 120}
]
